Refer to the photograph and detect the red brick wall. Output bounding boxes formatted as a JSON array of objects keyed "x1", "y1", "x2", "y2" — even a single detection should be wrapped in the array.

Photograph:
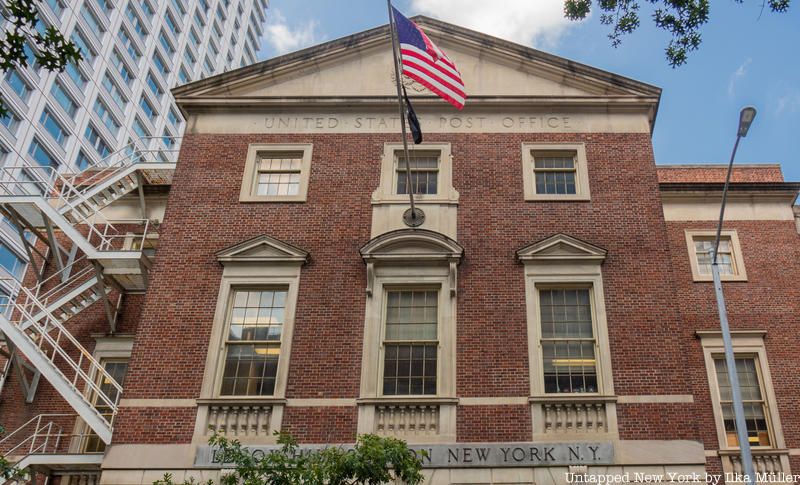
[
  {"x1": 457, "y1": 405, "x2": 531, "y2": 442},
  {"x1": 664, "y1": 220, "x2": 800, "y2": 452},
  {"x1": 111, "y1": 131, "x2": 699, "y2": 445},
  {"x1": 657, "y1": 165, "x2": 784, "y2": 183},
  {"x1": 0, "y1": 229, "x2": 145, "y2": 451}
]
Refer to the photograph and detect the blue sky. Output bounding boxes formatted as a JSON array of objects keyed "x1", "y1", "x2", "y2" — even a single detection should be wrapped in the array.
[{"x1": 256, "y1": 1, "x2": 800, "y2": 181}]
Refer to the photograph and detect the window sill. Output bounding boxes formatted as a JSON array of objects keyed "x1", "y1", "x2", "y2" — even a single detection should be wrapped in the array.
[
  {"x1": 357, "y1": 397, "x2": 459, "y2": 406},
  {"x1": 524, "y1": 195, "x2": 591, "y2": 202},
  {"x1": 529, "y1": 395, "x2": 617, "y2": 404},
  {"x1": 239, "y1": 196, "x2": 307, "y2": 203},
  {"x1": 197, "y1": 397, "x2": 287, "y2": 406},
  {"x1": 692, "y1": 274, "x2": 748, "y2": 282}
]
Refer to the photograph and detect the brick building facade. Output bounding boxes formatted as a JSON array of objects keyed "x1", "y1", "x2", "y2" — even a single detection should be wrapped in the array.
[{"x1": 0, "y1": 17, "x2": 797, "y2": 485}]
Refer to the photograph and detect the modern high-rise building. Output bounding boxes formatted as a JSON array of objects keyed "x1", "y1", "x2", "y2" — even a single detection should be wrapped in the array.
[{"x1": 0, "y1": 0, "x2": 269, "y2": 303}]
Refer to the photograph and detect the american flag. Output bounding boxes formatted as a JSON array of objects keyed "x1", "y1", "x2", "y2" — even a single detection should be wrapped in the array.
[{"x1": 392, "y1": 7, "x2": 466, "y2": 110}]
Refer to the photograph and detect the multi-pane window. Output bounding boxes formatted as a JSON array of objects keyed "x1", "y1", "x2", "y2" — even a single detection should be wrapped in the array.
[
  {"x1": 534, "y1": 152, "x2": 577, "y2": 195},
  {"x1": 0, "y1": 242, "x2": 25, "y2": 279},
  {"x1": 132, "y1": 117, "x2": 149, "y2": 139},
  {"x1": 146, "y1": 73, "x2": 163, "y2": 99},
  {"x1": 85, "y1": 124, "x2": 111, "y2": 158},
  {"x1": 6, "y1": 71, "x2": 31, "y2": 100},
  {"x1": 0, "y1": 108, "x2": 20, "y2": 134},
  {"x1": 111, "y1": 49, "x2": 134, "y2": 86},
  {"x1": 382, "y1": 290, "x2": 438, "y2": 396},
  {"x1": 83, "y1": 360, "x2": 128, "y2": 453},
  {"x1": 184, "y1": 49, "x2": 196, "y2": 66},
  {"x1": 80, "y1": 5, "x2": 105, "y2": 35},
  {"x1": 141, "y1": 0, "x2": 155, "y2": 17},
  {"x1": 694, "y1": 237, "x2": 735, "y2": 275},
  {"x1": 76, "y1": 150, "x2": 94, "y2": 170},
  {"x1": 165, "y1": 12, "x2": 180, "y2": 35},
  {"x1": 28, "y1": 138, "x2": 59, "y2": 168},
  {"x1": 178, "y1": 66, "x2": 191, "y2": 84},
  {"x1": 94, "y1": 0, "x2": 112, "y2": 15},
  {"x1": 539, "y1": 288, "x2": 597, "y2": 393},
  {"x1": 396, "y1": 153, "x2": 439, "y2": 195},
  {"x1": 159, "y1": 31, "x2": 175, "y2": 55},
  {"x1": 220, "y1": 289, "x2": 287, "y2": 396},
  {"x1": 94, "y1": 99, "x2": 120, "y2": 136},
  {"x1": 65, "y1": 63, "x2": 88, "y2": 90},
  {"x1": 46, "y1": 0, "x2": 64, "y2": 16},
  {"x1": 102, "y1": 73, "x2": 127, "y2": 110},
  {"x1": 51, "y1": 80, "x2": 78, "y2": 117},
  {"x1": 126, "y1": 5, "x2": 147, "y2": 40},
  {"x1": 714, "y1": 357, "x2": 772, "y2": 447},
  {"x1": 40, "y1": 108, "x2": 69, "y2": 146},
  {"x1": 153, "y1": 53, "x2": 170, "y2": 77},
  {"x1": 167, "y1": 108, "x2": 181, "y2": 127},
  {"x1": 71, "y1": 30, "x2": 96, "y2": 64},
  {"x1": 140, "y1": 96, "x2": 156, "y2": 120},
  {"x1": 118, "y1": 28, "x2": 140, "y2": 61},
  {"x1": 254, "y1": 153, "x2": 301, "y2": 196}
]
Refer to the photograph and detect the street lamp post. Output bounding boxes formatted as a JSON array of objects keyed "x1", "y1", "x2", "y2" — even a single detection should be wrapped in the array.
[{"x1": 711, "y1": 106, "x2": 757, "y2": 483}]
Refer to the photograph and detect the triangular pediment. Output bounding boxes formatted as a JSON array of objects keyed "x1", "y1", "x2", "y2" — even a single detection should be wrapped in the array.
[
  {"x1": 174, "y1": 17, "x2": 660, "y2": 103},
  {"x1": 517, "y1": 234, "x2": 607, "y2": 262},
  {"x1": 216, "y1": 235, "x2": 308, "y2": 264}
]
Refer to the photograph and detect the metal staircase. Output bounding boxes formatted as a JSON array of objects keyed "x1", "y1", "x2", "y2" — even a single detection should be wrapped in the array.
[{"x1": 0, "y1": 137, "x2": 178, "y2": 455}]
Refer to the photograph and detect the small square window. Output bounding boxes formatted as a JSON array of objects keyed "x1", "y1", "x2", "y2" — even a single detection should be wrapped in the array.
[
  {"x1": 240, "y1": 144, "x2": 312, "y2": 202},
  {"x1": 395, "y1": 153, "x2": 439, "y2": 195},
  {"x1": 685, "y1": 230, "x2": 747, "y2": 282},
  {"x1": 522, "y1": 143, "x2": 590, "y2": 201}
]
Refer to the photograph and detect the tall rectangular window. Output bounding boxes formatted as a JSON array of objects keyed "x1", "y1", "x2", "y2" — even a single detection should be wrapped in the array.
[
  {"x1": 51, "y1": 80, "x2": 78, "y2": 117},
  {"x1": 686, "y1": 230, "x2": 747, "y2": 282},
  {"x1": 71, "y1": 29, "x2": 96, "y2": 64},
  {"x1": 146, "y1": 73, "x2": 163, "y2": 99},
  {"x1": 220, "y1": 289, "x2": 286, "y2": 396},
  {"x1": 28, "y1": 138, "x2": 59, "y2": 168},
  {"x1": 0, "y1": 242, "x2": 25, "y2": 279},
  {"x1": 81, "y1": 5, "x2": 105, "y2": 35},
  {"x1": 65, "y1": 63, "x2": 88, "y2": 90},
  {"x1": 0, "y1": 108, "x2": 20, "y2": 134},
  {"x1": 118, "y1": 28, "x2": 140, "y2": 61},
  {"x1": 539, "y1": 288, "x2": 597, "y2": 393},
  {"x1": 75, "y1": 150, "x2": 94, "y2": 170},
  {"x1": 82, "y1": 360, "x2": 128, "y2": 453},
  {"x1": 382, "y1": 290, "x2": 438, "y2": 396},
  {"x1": 714, "y1": 357, "x2": 772, "y2": 447},
  {"x1": 94, "y1": 99, "x2": 120, "y2": 136},
  {"x1": 85, "y1": 125, "x2": 111, "y2": 158},
  {"x1": 5, "y1": 71, "x2": 31, "y2": 101},
  {"x1": 40, "y1": 108, "x2": 69, "y2": 146},
  {"x1": 396, "y1": 153, "x2": 439, "y2": 195},
  {"x1": 102, "y1": 73, "x2": 127, "y2": 110}
]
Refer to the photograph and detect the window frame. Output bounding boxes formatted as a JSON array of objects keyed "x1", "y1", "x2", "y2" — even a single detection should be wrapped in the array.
[
  {"x1": 373, "y1": 142, "x2": 457, "y2": 204},
  {"x1": 378, "y1": 285, "x2": 442, "y2": 398},
  {"x1": 685, "y1": 229, "x2": 747, "y2": 282},
  {"x1": 239, "y1": 143, "x2": 313, "y2": 202},
  {"x1": 698, "y1": 331, "x2": 786, "y2": 452},
  {"x1": 535, "y1": 284, "x2": 601, "y2": 395},
  {"x1": 521, "y1": 143, "x2": 591, "y2": 201}
]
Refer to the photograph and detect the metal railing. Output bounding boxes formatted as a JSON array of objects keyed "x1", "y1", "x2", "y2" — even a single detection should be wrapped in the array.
[
  {"x1": 0, "y1": 280, "x2": 123, "y2": 426},
  {"x1": 0, "y1": 414, "x2": 106, "y2": 459}
]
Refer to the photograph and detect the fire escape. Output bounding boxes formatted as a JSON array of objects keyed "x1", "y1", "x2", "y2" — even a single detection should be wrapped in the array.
[{"x1": 0, "y1": 137, "x2": 178, "y2": 482}]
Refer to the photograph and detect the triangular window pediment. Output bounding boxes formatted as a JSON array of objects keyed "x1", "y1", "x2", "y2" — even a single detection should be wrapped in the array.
[
  {"x1": 516, "y1": 234, "x2": 606, "y2": 263},
  {"x1": 216, "y1": 235, "x2": 308, "y2": 265}
]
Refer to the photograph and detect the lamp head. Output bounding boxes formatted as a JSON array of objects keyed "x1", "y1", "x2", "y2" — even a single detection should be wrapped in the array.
[{"x1": 738, "y1": 106, "x2": 757, "y2": 137}]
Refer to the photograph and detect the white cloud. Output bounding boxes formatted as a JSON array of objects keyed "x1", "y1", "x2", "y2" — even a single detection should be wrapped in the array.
[
  {"x1": 408, "y1": 0, "x2": 582, "y2": 47},
  {"x1": 260, "y1": 10, "x2": 321, "y2": 56},
  {"x1": 727, "y1": 58, "x2": 751, "y2": 97},
  {"x1": 775, "y1": 91, "x2": 800, "y2": 115}
]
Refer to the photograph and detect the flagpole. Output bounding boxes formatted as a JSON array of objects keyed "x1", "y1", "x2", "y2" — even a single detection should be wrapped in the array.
[{"x1": 387, "y1": 0, "x2": 422, "y2": 226}]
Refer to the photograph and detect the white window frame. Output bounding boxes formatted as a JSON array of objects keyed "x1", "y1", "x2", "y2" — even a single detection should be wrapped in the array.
[
  {"x1": 372, "y1": 142, "x2": 458, "y2": 204},
  {"x1": 357, "y1": 230, "x2": 462, "y2": 443},
  {"x1": 685, "y1": 229, "x2": 747, "y2": 282},
  {"x1": 518, "y1": 234, "x2": 618, "y2": 439},
  {"x1": 697, "y1": 330, "x2": 786, "y2": 452},
  {"x1": 195, "y1": 235, "x2": 308, "y2": 444},
  {"x1": 239, "y1": 143, "x2": 312, "y2": 202},
  {"x1": 521, "y1": 143, "x2": 590, "y2": 201}
]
